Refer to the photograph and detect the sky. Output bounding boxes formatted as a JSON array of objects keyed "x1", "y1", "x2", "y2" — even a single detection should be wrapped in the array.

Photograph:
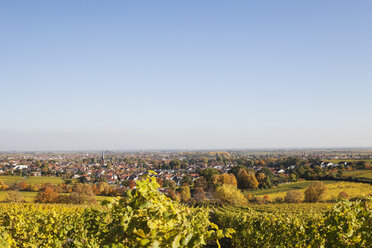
[{"x1": 1, "y1": 0, "x2": 372, "y2": 151}]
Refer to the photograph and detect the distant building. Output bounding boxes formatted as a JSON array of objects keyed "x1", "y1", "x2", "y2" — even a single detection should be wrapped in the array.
[{"x1": 13, "y1": 165, "x2": 28, "y2": 170}]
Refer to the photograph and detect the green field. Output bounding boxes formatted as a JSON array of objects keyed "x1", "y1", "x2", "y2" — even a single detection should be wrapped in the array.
[{"x1": 0, "y1": 176, "x2": 65, "y2": 185}]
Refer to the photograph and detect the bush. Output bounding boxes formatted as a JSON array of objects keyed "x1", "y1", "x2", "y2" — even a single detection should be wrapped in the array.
[
  {"x1": 338, "y1": 191, "x2": 349, "y2": 199},
  {"x1": 61, "y1": 183, "x2": 97, "y2": 204},
  {"x1": 249, "y1": 197, "x2": 269, "y2": 204},
  {"x1": 0, "y1": 180, "x2": 9, "y2": 191},
  {"x1": 284, "y1": 190, "x2": 303, "y2": 203},
  {"x1": 304, "y1": 182, "x2": 326, "y2": 203},
  {"x1": 4, "y1": 191, "x2": 25, "y2": 203},
  {"x1": 274, "y1": 196, "x2": 284, "y2": 203},
  {"x1": 34, "y1": 186, "x2": 60, "y2": 203},
  {"x1": 215, "y1": 184, "x2": 246, "y2": 205}
]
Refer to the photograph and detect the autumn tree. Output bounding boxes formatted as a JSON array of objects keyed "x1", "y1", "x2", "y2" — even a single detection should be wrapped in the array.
[
  {"x1": 237, "y1": 169, "x2": 259, "y2": 190},
  {"x1": 211, "y1": 173, "x2": 237, "y2": 188},
  {"x1": 193, "y1": 187, "x2": 206, "y2": 202},
  {"x1": 194, "y1": 176, "x2": 208, "y2": 190},
  {"x1": 35, "y1": 186, "x2": 60, "y2": 203},
  {"x1": 180, "y1": 185, "x2": 191, "y2": 203},
  {"x1": 214, "y1": 184, "x2": 246, "y2": 205},
  {"x1": 65, "y1": 183, "x2": 97, "y2": 204}
]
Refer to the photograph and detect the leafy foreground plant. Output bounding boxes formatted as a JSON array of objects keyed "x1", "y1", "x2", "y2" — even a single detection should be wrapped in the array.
[
  {"x1": 96, "y1": 174, "x2": 234, "y2": 247},
  {"x1": 0, "y1": 174, "x2": 233, "y2": 248}
]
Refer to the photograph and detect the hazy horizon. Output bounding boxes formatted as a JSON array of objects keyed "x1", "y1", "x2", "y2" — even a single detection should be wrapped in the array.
[{"x1": 1, "y1": 1, "x2": 372, "y2": 151}]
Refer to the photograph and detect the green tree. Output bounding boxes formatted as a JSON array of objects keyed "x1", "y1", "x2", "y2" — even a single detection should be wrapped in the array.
[{"x1": 169, "y1": 159, "x2": 181, "y2": 169}]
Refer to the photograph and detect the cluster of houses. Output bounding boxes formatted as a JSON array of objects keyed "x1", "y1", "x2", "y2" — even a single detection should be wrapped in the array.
[{"x1": 0, "y1": 152, "x2": 353, "y2": 186}]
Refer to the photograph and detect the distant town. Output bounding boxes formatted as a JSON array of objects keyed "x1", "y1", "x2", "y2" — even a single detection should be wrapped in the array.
[{"x1": 1, "y1": 149, "x2": 371, "y2": 188}]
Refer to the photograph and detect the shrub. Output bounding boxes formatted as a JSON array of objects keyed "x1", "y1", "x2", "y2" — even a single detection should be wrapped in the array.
[
  {"x1": 285, "y1": 190, "x2": 303, "y2": 203},
  {"x1": 0, "y1": 180, "x2": 8, "y2": 191},
  {"x1": 4, "y1": 191, "x2": 25, "y2": 203},
  {"x1": 304, "y1": 181, "x2": 326, "y2": 203},
  {"x1": 338, "y1": 191, "x2": 349, "y2": 199},
  {"x1": 215, "y1": 184, "x2": 246, "y2": 205},
  {"x1": 274, "y1": 196, "x2": 284, "y2": 203},
  {"x1": 34, "y1": 186, "x2": 60, "y2": 203},
  {"x1": 62, "y1": 183, "x2": 97, "y2": 204},
  {"x1": 250, "y1": 197, "x2": 269, "y2": 204}
]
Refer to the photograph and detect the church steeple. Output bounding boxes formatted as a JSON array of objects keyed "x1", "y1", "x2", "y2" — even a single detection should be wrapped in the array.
[{"x1": 100, "y1": 152, "x2": 105, "y2": 167}]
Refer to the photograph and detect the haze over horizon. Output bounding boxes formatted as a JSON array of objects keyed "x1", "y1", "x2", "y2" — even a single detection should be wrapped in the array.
[{"x1": 1, "y1": 1, "x2": 372, "y2": 151}]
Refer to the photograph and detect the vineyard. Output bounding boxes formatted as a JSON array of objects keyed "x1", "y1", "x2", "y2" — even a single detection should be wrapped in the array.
[
  {"x1": 248, "y1": 181, "x2": 372, "y2": 202},
  {"x1": 0, "y1": 176, "x2": 371, "y2": 247},
  {"x1": 211, "y1": 199, "x2": 372, "y2": 248},
  {"x1": 343, "y1": 170, "x2": 372, "y2": 180},
  {"x1": 246, "y1": 202, "x2": 333, "y2": 214}
]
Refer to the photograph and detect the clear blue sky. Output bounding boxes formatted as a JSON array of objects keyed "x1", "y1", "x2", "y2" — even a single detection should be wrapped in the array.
[{"x1": 1, "y1": 1, "x2": 372, "y2": 151}]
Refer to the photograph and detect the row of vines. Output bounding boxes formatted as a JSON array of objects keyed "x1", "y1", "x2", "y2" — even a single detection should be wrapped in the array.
[{"x1": 211, "y1": 198, "x2": 371, "y2": 247}]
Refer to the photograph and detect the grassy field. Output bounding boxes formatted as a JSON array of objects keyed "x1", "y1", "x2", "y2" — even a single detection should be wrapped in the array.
[
  {"x1": 0, "y1": 176, "x2": 65, "y2": 185},
  {"x1": 247, "y1": 180, "x2": 372, "y2": 202}
]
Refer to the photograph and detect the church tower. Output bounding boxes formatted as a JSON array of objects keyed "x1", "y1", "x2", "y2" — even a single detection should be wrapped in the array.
[{"x1": 100, "y1": 152, "x2": 105, "y2": 167}]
